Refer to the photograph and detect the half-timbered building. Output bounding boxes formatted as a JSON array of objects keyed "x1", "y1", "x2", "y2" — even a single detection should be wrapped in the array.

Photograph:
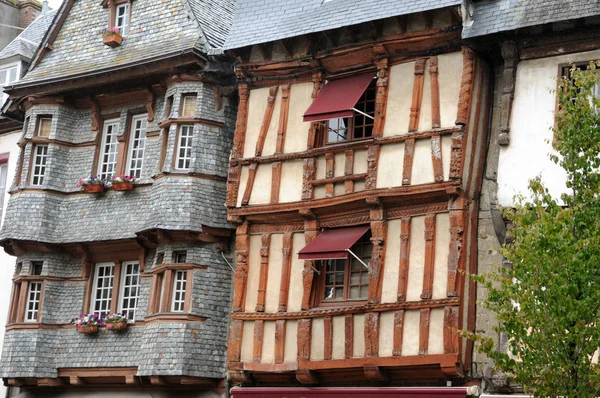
[
  {"x1": 0, "y1": 0, "x2": 236, "y2": 395},
  {"x1": 223, "y1": 0, "x2": 491, "y2": 393}
]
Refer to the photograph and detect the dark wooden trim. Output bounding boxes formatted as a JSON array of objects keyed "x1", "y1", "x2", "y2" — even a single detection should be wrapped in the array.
[
  {"x1": 323, "y1": 315, "x2": 333, "y2": 361},
  {"x1": 255, "y1": 86, "x2": 279, "y2": 157},
  {"x1": 160, "y1": 269, "x2": 174, "y2": 313},
  {"x1": 255, "y1": 234, "x2": 271, "y2": 312},
  {"x1": 232, "y1": 223, "x2": 250, "y2": 312},
  {"x1": 275, "y1": 319, "x2": 286, "y2": 364},
  {"x1": 306, "y1": 72, "x2": 323, "y2": 150},
  {"x1": 151, "y1": 171, "x2": 227, "y2": 183},
  {"x1": 419, "y1": 308, "x2": 430, "y2": 355},
  {"x1": 301, "y1": 221, "x2": 318, "y2": 311},
  {"x1": 392, "y1": 309, "x2": 404, "y2": 356},
  {"x1": 311, "y1": 173, "x2": 366, "y2": 187},
  {"x1": 278, "y1": 232, "x2": 293, "y2": 312},
  {"x1": 421, "y1": 215, "x2": 436, "y2": 300},
  {"x1": 364, "y1": 312, "x2": 379, "y2": 358},
  {"x1": 325, "y1": 152, "x2": 334, "y2": 198},
  {"x1": 299, "y1": 353, "x2": 460, "y2": 372},
  {"x1": 228, "y1": 319, "x2": 244, "y2": 363},
  {"x1": 297, "y1": 318, "x2": 312, "y2": 360},
  {"x1": 409, "y1": 59, "x2": 427, "y2": 132},
  {"x1": 271, "y1": 161, "x2": 282, "y2": 204},
  {"x1": 402, "y1": 138, "x2": 415, "y2": 185},
  {"x1": 18, "y1": 137, "x2": 96, "y2": 149},
  {"x1": 231, "y1": 83, "x2": 250, "y2": 160},
  {"x1": 142, "y1": 313, "x2": 207, "y2": 323},
  {"x1": 431, "y1": 135, "x2": 444, "y2": 183},
  {"x1": 344, "y1": 314, "x2": 353, "y2": 359},
  {"x1": 456, "y1": 47, "x2": 475, "y2": 126},
  {"x1": 110, "y1": 262, "x2": 123, "y2": 315},
  {"x1": 429, "y1": 56, "x2": 441, "y2": 128},
  {"x1": 276, "y1": 85, "x2": 291, "y2": 153},
  {"x1": 368, "y1": 206, "x2": 386, "y2": 304},
  {"x1": 344, "y1": 150, "x2": 354, "y2": 193},
  {"x1": 301, "y1": 158, "x2": 316, "y2": 201},
  {"x1": 397, "y1": 217, "x2": 411, "y2": 302}
]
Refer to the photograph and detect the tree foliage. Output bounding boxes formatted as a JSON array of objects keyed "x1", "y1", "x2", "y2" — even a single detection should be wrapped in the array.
[{"x1": 471, "y1": 62, "x2": 600, "y2": 397}]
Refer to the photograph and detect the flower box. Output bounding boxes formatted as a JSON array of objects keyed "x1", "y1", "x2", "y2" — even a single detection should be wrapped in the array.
[
  {"x1": 106, "y1": 321, "x2": 129, "y2": 331},
  {"x1": 112, "y1": 181, "x2": 133, "y2": 191},
  {"x1": 77, "y1": 325, "x2": 99, "y2": 335},
  {"x1": 83, "y1": 184, "x2": 105, "y2": 193},
  {"x1": 103, "y1": 34, "x2": 122, "y2": 47}
]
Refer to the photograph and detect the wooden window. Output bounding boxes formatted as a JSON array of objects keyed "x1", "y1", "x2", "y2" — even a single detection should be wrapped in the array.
[
  {"x1": 37, "y1": 117, "x2": 52, "y2": 138},
  {"x1": 91, "y1": 263, "x2": 115, "y2": 318},
  {"x1": 173, "y1": 250, "x2": 187, "y2": 264},
  {"x1": 30, "y1": 145, "x2": 48, "y2": 186},
  {"x1": 171, "y1": 270, "x2": 187, "y2": 312},
  {"x1": 0, "y1": 63, "x2": 19, "y2": 103},
  {"x1": 181, "y1": 95, "x2": 197, "y2": 117},
  {"x1": 314, "y1": 230, "x2": 372, "y2": 306},
  {"x1": 31, "y1": 261, "x2": 43, "y2": 276},
  {"x1": 175, "y1": 125, "x2": 193, "y2": 170},
  {"x1": 324, "y1": 80, "x2": 376, "y2": 145},
  {"x1": 0, "y1": 155, "x2": 8, "y2": 216},
  {"x1": 125, "y1": 114, "x2": 147, "y2": 178},
  {"x1": 97, "y1": 118, "x2": 119, "y2": 179},
  {"x1": 24, "y1": 282, "x2": 42, "y2": 322},
  {"x1": 118, "y1": 261, "x2": 140, "y2": 320},
  {"x1": 115, "y1": 3, "x2": 130, "y2": 36}
]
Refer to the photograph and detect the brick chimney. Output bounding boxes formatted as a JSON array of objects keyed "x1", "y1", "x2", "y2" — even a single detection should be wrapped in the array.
[{"x1": 17, "y1": 0, "x2": 42, "y2": 30}]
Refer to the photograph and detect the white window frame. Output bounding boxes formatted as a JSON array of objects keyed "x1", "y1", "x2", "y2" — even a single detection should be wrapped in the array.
[
  {"x1": 30, "y1": 145, "x2": 48, "y2": 186},
  {"x1": 91, "y1": 262, "x2": 115, "y2": 318},
  {"x1": 118, "y1": 261, "x2": 140, "y2": 320},
  {"x1": 115, "y1": 3, "x2": 130, "y2": 36},
  {"x1": 125, "y1": 114, "x2": 147, "y2": 178},
  {"x1": 171, "y1": 270, "x2": 187, "y2": 312},
  {"x1": 0, "y1": 62, "x2": 20, "y2": 104},
  {"x1": 0, "y1": 162, "x2": 8, "y2": 218},
  {"x1": 25, "y1": 281, "x2": 42, "y2": 322},
  {"x1": 97, "y1": 119, "x2": 120, "y2": 180},
  {"x1": 175, "y1": 125, "x2": 194, "y2": 171}
]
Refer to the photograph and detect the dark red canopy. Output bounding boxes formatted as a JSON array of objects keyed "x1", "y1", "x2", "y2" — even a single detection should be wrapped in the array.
[
  {"x1": 298, "y1": 225, "x2": 370, "y2": 260},
  {"x1": 302, "y1": 73, "x2": 374, "y2": 122}
]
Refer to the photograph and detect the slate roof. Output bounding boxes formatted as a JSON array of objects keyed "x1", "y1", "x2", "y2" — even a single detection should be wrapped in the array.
[
  {"x1": 16, "y1": 0, "x2": 234, "y2": 86},
  {"x1": 463, "y1": 0, "x2": 600, "y2": 38},
  {"x1": 0, "y1": 10, "x2": 57, "y2": 62},
  {"x1": 223, "y1": 0, "x2": 462, "y2": 50}
]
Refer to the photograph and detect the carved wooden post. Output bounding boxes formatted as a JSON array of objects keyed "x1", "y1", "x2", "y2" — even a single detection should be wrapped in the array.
[
  {"x1": 373, "y1": 58, "x2": 389, "y2": 137},
  {"x1": 232, "y1": 222, "x2": 250, "y2": 312},
  {"x1": 368, "y1": 202, "x2": 386, "y2": 304},
  {"x1": 301, "y1": 219, "x2": 319, "y2": 310},
  {"x1": 297, "y1": 318, "x2": 312, "y2": 360},
  {"x1": 228, "y1": 319, "x2": 244, "y2": 363},
  {"x1": 275, "y1": 319, "x2": 286, "y2": 364},
  {"x1": 392, "y1": 310, "x2": 405, "y2": 356},
  {"x1": 301, "y1": 158, "x2": 316, "y2": 201},
  {"x1": 307, "y1": 72, "x2": 324, "y2": 149},
  {"x1": 419, "y1": 308, "x2": 430, "y2": 355},
  {"x1": 429, "y1": 56, "x2": 441, "y2": 129},
  {"x1": 276, "y1": 84, "x2": 291, "y2": 153},
  {"x1": 431, "y1": 135, "x2": 444, "y2": 183},
  {"x1": 232, "y1": 83, "x2": 249, "y2": 159},
  {"x1": 255, "y1": 86, "x2": 279, "y2": 157},
  {"x1": 256, "y1": 233, "x2": 271, "y2": 312},
  {"x1": 365, "y1": 145, "x2": 379, "y2": 190},
  {"x1": 498, "y1": 41, "x2": 518, "y2": 146},
  {"x1": 447, "y1": 196, "x2": 465, "y2": 297},
  {"x1": 444, "y1": 306, "x2": 460, "y2": 354},
  {"x1": 402, "y1": 139, "x2": 415, "y2": 185},
  {"x1": 364, "y1": 312, "x2": 380, "y2": 357},
  {"x1": 397, "y1": 217, "x2": 411, "y2": 302},
  {"x1": 421, "y1": 215, "x2": 436, "y2": 300},
  {"x1": 456, "y1": 47, "x2": 475, "y2": 126},
  {"x1": 278, "y1": 232, "x2": 293, "y2": 312},
  {"x1": 325, "y1": 152, "x2": 335, "y2": 197},
  {"x1": 344, "y1": 150, "x2": 355, "y2": 193},
  {"x1": 253, "y1": 320, "x2": 264, "y2": 362},
  {"x1": 449, "y1": 132, "x2": 463, "y2": 181},
  {"x1": 409, "y1": 59, "x2": 427, "y2": 132}
]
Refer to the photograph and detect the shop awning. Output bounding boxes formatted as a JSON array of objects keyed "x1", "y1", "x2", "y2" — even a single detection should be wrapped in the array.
[
  {"x1": 298, "y1": 225, "x2": 370, "y2": 260},
  {"x1": 231, "y1": 387, "x2": 471, "y2": 398},
  {"x1": 302, "y1": 73, "x2": 374, "y2": 122}
]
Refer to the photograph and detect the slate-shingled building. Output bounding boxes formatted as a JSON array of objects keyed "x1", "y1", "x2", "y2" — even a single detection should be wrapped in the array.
[
  {"x1": 0, "y1": 0, "x2": 236, "y2": 395},
  {"x1": 223, "y1": 0, "x2": 490, "y2": 396}
]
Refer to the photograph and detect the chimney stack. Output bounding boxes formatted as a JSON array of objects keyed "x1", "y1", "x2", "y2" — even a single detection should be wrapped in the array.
[{"x1": 42, "y1": 0, "x2": 49, "y2": 14}]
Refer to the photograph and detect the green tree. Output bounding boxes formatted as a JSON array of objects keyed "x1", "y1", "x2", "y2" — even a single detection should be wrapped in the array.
[{"x1": 472, "y1": 63, "x2": 600, "y2": 397}]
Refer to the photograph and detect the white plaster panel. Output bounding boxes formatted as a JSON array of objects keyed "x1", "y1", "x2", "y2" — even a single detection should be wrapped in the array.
[
  {"x1": 381, "y1": 218, "x2": 401, "y2": 303},
  {"x1": 383, "y1": 62, "x2": 414, "y2": 137},
  {"x1": 316, "y1": 155, "x2": 326, "y2": 179},
  {"x1": 354, "y1": 180, "x2": 365, "y2": 192},
  {"x1": 406, "y1": 215, "x2": 425, "y2": 302},
  {"x1": 428, "y1": 308, "x2": 445, "y2": 355},
  {"x1": 354, "y1": 150, "x2": 368, "y2": 174},
  {"x1": 334, "y1": 182, "x2": 345, "y2": 196},
  {"x1": 261, "y1": 321, "x2": 276, "y2": 363},
  {"x1": 244, "y1": 87, "x2": 269, "y2": 158},
  {"x1": 442, "y1": 134, "x2": 452, "y2": 181},
  {"x1": 287, "y1": 233, "x2": 305, "y2": 312},
  {"x1": 311, "y1": 317, "x2": 325, "y2": 361},
  {"x1": 284, "y1": 320, "x2": 298, "y2": 362},
  {"x1": 494, "y1": 51, "x2": 600, "y2": 206},
  {"x1": 236, "y1": 165, "x2": 249, "y2": 207},
  {"x1": 248, "y1": 164, "x2": 272, "y2": 205},
  {"x1": 240, "y1": 321, "x2": 255, "y2": 362},
  {"x1": 353, "y1": 313, "x2": 365, "y2": 358},
  {"x1": 244, "y1": 235, "x2": 262, "y2": 312},
  {"x1": 265, "y1": 234, "x2": 283, "y2": 313},
  {"x1": 279, "y1": 160, "x2": 304, "y2": 203},
  {"x1": 411, "y1": 138, "x2": 435, "y2": 185},
  {"x1": 334, "y1": 152, "x2": 345, "y2": 177},
  {"x1": 314, "y1": 185, "x2": 326, "y2": 199},
  {"x1": 378, "y1": 311, "x2": 395, "y2": 357},
  {"x1": 433, "y1": 213, "x2": 450, "y2": 300},
  {"x1": 418, "y1": 59, "x2": 433, "y2": 132},
  {"x1": 261, "y1": 89, "x2": 282, "y2": 157},
  {"x1": 285, "y1": 82, "x2": 313, "y2": 153},
  {"x1": 376, "y1": 142, "x2": 404, "y2": 189},
  {"x1": 438, "y1": 51, "x2": 463, "y2": 129},
  {"x1": 402, "y1": 310, "x2": 420, "y2": 356},
  {"x1": 332, "y1": 315, "x2": 345, "y2": 360}
]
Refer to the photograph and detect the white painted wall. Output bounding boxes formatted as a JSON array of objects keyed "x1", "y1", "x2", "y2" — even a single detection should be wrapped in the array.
[
  {"x1": 498, "y1": 49, "x2": 600, "y2": 207},
  {"x1": 0, "y1": 130, "x2": 20, "y2": 398}
]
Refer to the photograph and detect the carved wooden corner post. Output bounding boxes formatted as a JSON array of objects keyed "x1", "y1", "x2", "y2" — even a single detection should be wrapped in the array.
[
  {"x1": 447, "y1": 196, "x2": 466, "y2": 297},
  {"x1": 498, "y1": 41, "x2": 518, "y2": 146},
  {"x1": 227, "y1": 159, "x2": 242, "y2": 208},
  {"x1": 444, "y1": 306, "x2": 460, "y2": 354},
  {"x1": 297, "y1": 318, "x2": 316, "y2": 383},
  {"x1": 232, "y1": 222, "x2": 250, "y2": 312},
  {"x1": 255, "y1": 233, "x2": 271, "y2": 312},
  {"x1": 307, "y1": 72, "x2": 324, "y2": 150},
  {"x1": 456, "y1": 47, "x2": 475, "y2": 126},
  {"x1": 301, "y1": 215, "x2": 319, "y2": 310},
  {"x1": 228, "y1": 318, "x2": 244, "y2": 364},
  {"x1": 227, "y1": 83, "x2": 250, "y2": 208},
  {"x1": 367, "y1": 198, "x2": 386, "y2": 304}
]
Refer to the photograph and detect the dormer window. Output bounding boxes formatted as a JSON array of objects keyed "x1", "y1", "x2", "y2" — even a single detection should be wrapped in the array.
[
  {"x1": 303, "y1": 73, "x2": 376, "y2": 145},
  {"x1": 0, "y1": 63, "x2": 19, "y2": 103},
  {"x1": 115, "y1": 3, "x2": 130, "y2": 36}
]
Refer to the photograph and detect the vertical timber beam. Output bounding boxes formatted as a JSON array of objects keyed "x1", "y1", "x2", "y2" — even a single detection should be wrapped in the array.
[
  {"x1": 297, "y1": 318, "x2": 312, "y2": 361},
  {"x1": 253, "y1": 319, "x2": 264, "y2": 363},
  {"x1": 241, "y1": 163, "x2": 258, "y2": 206},
  {"x1": 255, "y1": 233, "x2": 271, "y2": 312},
  {"x1": 228, "y1": 319, "x2": 244, "y2": 363},
  {"x1": 429, "y1": 56, "x2": 441, "y2": 128},
  {"x1": 345, "y1": 314, "x2": 354, "y2": 359},
  {"x1": 498, "y1": 41, "x2": 518, "y2": 146},
  {"x1": 456, "y1": 47, "x2": 475, "y2": 126},
  {"x1": 402, "y1": 139, "x2": 415, "y2": 185},
  {"x1": 431, "y1": 135, "x2": 444, "y2": 183},
  {"x1": 419, "y1": 308, "x2": 430, "y2": 355},
  {"x1": 364, "y1": 312, "x2": 380, "y2": 357},
  {"x1": 421, "y1": 215, "x2": 436, "y2": 300},
  {"x1": 276, "y1": 84, "x2": 291, "y2": 153},
  {"x1": 301, "y1": 158, "x2": 316, "y2": 201},
  {"x1": 275, "y1": 319, "x2": 286, "y2": 364},
  {"x1": 365, "y1": 145, "x2": 380, "y2": 190},
  {"x1": 409, "y1": 59, "x2": 427, "y2": 132},
  {"x1": 393, "y1": 310, "x2": 405, "y2": 356},
  {"x1": 301, "y1": 219, "x2": 319, "y2": 310},
  {"x1": 255, "y1": 86, "x2": 279, "y2": 157},
  {"x1": 324, "y1": 316, "x2": 333, "y2": 360},
  {"x1": 278, "y1": 232, "x2": 293, "y2": 312},
  {"x1": 325, "y1": 152, "x2": 335, "y2": 197},
  {"x1": 368, "y1": 202, "x2": 386, "y2": 304},
  {"x1": 444, "y1": 306, "x2": 460, "y2": 354},
  {"x1": 397, "y1": 217, "x2": 411, "y2": 302},
  {"x1": 447, "y1": 196, "x2": 465, "y2": 297},
  {"x1": 227, "y1": 83, "x2": 249, "y2": 207},
  {"x1": 344, "y1": 150, "x2": 354, "y2": 193},
  {"x1": 232, "y1": 222, "x2": 250, "y2": 312},
  {"x1": 307, "y1": 72, "x2": 324, "y2": 149},
  {"x1": 271, "y1": 161, "x2": 282, "y2": 204},
  {"x1": 373, "y1": 58, "x2": 390, "y2": 137}
]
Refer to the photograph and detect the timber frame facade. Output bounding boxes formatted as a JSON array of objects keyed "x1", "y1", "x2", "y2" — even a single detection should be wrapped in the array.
[{"x1": 225, "y1": 4, "x2": 491, "y2": 387}]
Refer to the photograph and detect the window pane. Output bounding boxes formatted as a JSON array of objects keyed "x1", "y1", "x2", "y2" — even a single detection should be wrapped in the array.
[
  {"x1": 98, "y1": 120, "x2": 119, "y2": 179},
  {"x1": 38, "y1": 118, "x2": 51, "y2": 137},
  {"x1": 182, "y1": 95, "x2": 197, "y2": 117},
  {"x1": 171, "y1": 270, "x2": 188, "y2": 312},
  {"x1": 31, "y1": 145, "x2": 48, "y2": 186},
  {"x1": 119, "y1": 262, "x2": 140, "y2": 320},
  {"x1": 126, "y1": 116, "x2": 147, "y2": 178},
  {"x1": 175, "y1": 126, "x2": 194, "y2": 170},
  {"x1": 92, "y1": 263, "x2": 114, "y2": 318}
]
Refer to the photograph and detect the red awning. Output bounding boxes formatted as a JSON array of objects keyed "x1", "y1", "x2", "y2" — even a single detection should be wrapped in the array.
[
  {"x1": 231, "y1": 387, "x2": 469, "y2": 398},
  {"x1": 298, "y1": 225, "x2": 370, "y2": 260},
  {"x1": 303, "y1": 73, "x2": 374, "y2": 122}
]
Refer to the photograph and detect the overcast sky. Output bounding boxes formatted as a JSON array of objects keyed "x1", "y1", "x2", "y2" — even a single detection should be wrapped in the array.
[{"x1": 48, "y1": 0, "x2": 63, "y2": 9}]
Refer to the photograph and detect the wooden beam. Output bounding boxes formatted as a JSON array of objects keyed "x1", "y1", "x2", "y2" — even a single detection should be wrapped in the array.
[
  {"x1": 324, "y1": 315, "x2": 333, "y2": 361},
  {"x1": 449, "y1": 131, "x2": 463, "y2": 180},
  {"x1": 344, "y1": 150, "x2": 355, "y2": 194},
  {"x1": 325, "y1": 152, "x2": 335, "y2": 197},
  {"x1": 69, "y1": 376, "x2": 85, "y2": 385},
  {"x1": 306, "y1": 72, "x2": 323, "y2": 150},
  {"x1": 345, "y1": 314, "x2": 353, "y2": 359},
  {"x1": 456, "y1": 47, "x2": 475, "y2": 126},
  {"x1": 232, "y1": 222, "x2": 250, "y2": 312},
  {"x1": 150, "y1": 376, "x2": 166, "y2": 385},
  {"x1": 431, "y1": 135, "x2": 444, "y2": 183},
  {"x1": 38, "y1": 378, "x2": 65, "y2": 387},
  {"x1": 429, "y1": 56, "x2": 441, "y2": 128},
  {"x1": 301, "y1": 220, "x2": 318, "y2": 310},
  {"x1": 271, "y1": 161, "x2": 282, "y2": 204},
  {"x1": 279, "y1": 39, "x2": 293, "y2": 58},
  {"x1": 402, "y1": 138, "x2": 415, "y2": 185},
  {"x1": 228, "y1": 319, "x2": 244, "y2": 363},
  {"x1": 253, "y1": 320, "x2": 264, "y2": 363},
  {"x1": 447, "y1": 197, "x2": 465, "y2": 297},
  {"x1": 393, "y1": 309, "x2": 405, "y2": 356},
  {"x1": 296, "y1": 369, "x2": 318, "y2": 384},
  {"x1": 373, "y1": 58, "x2": 390, "y2": 138},
  {"x1": 241, "y1": 163, "x2": 258, "y2": 206},
  {"x1": 368, "y1": 206, "x2": 386, "y2": 304},
  {"x1": 275, "y1": 319, "x2": 286, "y2": 364},
  {"x1": 255, "y1": 233, "x2": 271, "y2": 312},
  {"x1": 278, "y1": 232, "x2": 293, "y2": 312},
  {"x1": 409, "y1": 59, "x2": 427, "y2": 132},
  {"x1": 231, "y1": 83, "x2": 249, "y2": 159},
  {"x1": 301, "y1": 157, "x2": 316, "y2": 201},
  {"x1": 297, "y1": 318, "x2": 312, "y2": 360},
  {"x1": 365, "y1": 145, "x2": 380, "y2": 190},
  {"x1": 421, "y1": 215, "x2": 436, "y2": 300},
  {"x1": 444, "y1": 306, "x2": 460, "y2": 354},
  {"x1": 364, "y1": 312, "x2": 379, "y2": 357},
  {"x1": 498, "y1": 41, "x2": 518, "y2": 145},
  {"x1": 419, "y1": 308, "x2": 430, "y2": 355},
  {"x1": 364, "y1": 365, "x2": 388, "y2": 381},
  {"x1": 276, "y1": 84, "x2": 291, "y2": 153},
  {"x1": 255, "y1": 86, "x2": 279, "y2": 157},
  {"x1": 125, "y1": 375, "x2": 140, "y2": 385},
  {"x1": 397, "y1": 218, "x2": 411, "y2": 302}
]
